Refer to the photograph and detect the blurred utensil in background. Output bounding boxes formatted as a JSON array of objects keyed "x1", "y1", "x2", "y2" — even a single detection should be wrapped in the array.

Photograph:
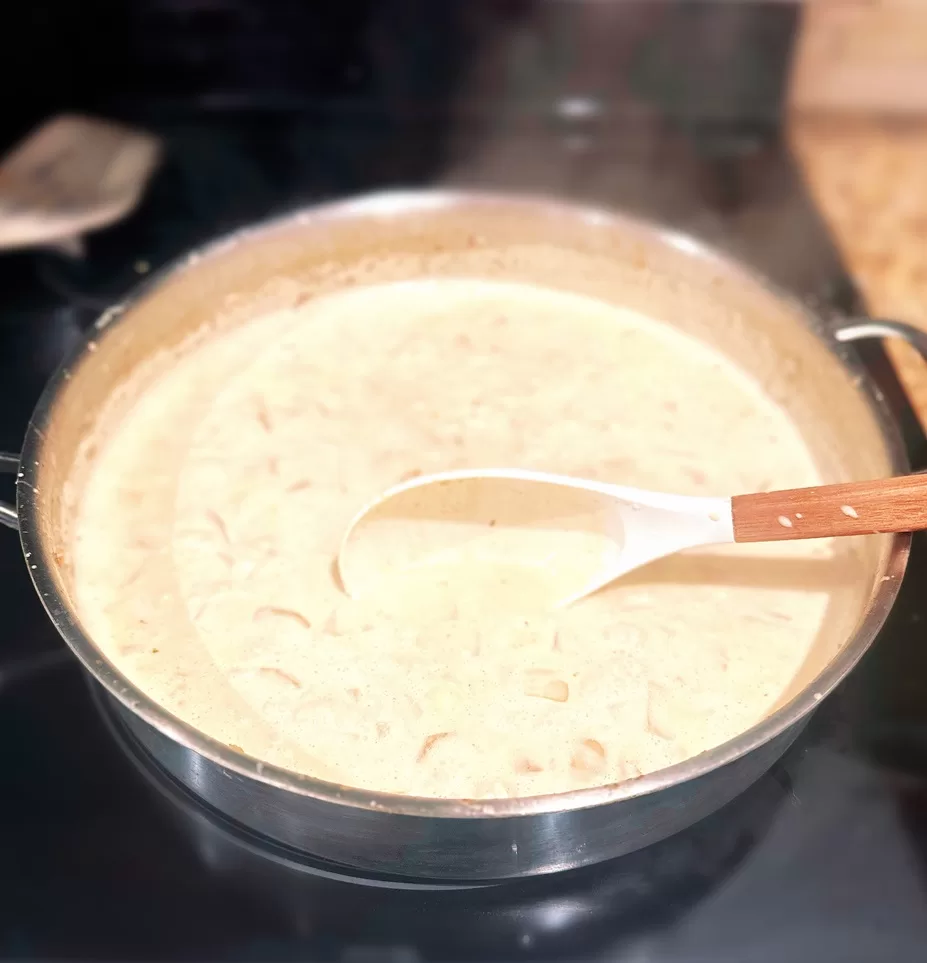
[{"x1": 0, "y1": 114, "x2": 161, "y2": 256}]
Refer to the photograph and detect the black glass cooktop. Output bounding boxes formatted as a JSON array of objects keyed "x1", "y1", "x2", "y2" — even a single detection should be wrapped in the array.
[{"x1": 3, "y1": 2, "x2": 927, "y2": 960}]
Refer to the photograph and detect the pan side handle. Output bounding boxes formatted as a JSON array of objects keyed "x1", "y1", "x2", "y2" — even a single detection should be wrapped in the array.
[
  {"x1": 0, "y1": 451, "x2": 20, "y2": 530},
  {"x1": 834, "y1": 319, "x2": 927, "y2": 359},
  {"x1": 833, "y1": 319, "x2": 927, "y2": 462}
]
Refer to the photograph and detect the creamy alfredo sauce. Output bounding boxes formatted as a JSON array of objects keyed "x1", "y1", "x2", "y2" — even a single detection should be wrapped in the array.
[{"x1": 72, "y1": 279, "x2": 836, "y2": 799}]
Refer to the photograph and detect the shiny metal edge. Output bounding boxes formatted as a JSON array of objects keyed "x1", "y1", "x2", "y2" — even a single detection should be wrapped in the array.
[
  {"x1": 0, "y1": 451, "x2": 21, "y2": 529},
  {"x1": 14, "y1": 189, "x2": 914, "y2": 819}
]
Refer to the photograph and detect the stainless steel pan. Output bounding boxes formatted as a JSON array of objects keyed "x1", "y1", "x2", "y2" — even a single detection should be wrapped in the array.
[{"x1": 3, "y1": 192, "x2": 924, "y2": 881}]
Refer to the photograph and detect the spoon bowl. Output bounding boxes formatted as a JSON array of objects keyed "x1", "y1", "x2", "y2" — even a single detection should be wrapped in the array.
[{"x1": 338, "y1": 468, "x2": 734, "y2": 608}]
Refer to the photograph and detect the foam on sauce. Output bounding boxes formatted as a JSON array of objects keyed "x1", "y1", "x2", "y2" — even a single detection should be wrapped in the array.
[{"x1": 72, "y1": 278, "x2": 838, "y2": 798}]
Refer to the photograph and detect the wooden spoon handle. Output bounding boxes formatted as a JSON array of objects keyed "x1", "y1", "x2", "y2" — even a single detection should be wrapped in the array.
[{"x1": 732, "y1": 472, "x2": 927, "y2": 543}]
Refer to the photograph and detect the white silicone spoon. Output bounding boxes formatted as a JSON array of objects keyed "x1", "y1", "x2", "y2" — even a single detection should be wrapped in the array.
[{"x1": 337, "y1": 467, "x2": 927, "y2": 608}]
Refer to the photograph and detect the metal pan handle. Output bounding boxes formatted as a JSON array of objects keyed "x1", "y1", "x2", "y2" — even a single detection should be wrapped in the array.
[
  {"x1": 0, "y1": 451, "x2": 19, "y2": 530},
  {"x1": 832, "y1": 318, "x2": 927, "y2": 464},
  {"x1": 834, "y1": 318, "x2": 927, "y2": 358}
]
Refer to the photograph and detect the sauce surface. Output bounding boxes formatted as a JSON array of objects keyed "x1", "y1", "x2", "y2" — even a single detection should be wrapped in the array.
[{"x1": 72, "y1": 279, "x2": 837, "y2": 798}]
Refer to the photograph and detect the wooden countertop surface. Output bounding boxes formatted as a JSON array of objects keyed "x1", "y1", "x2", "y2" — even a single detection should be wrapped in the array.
[{"x1": 791, "y1": 116, "x2": 927, "y2": 432}]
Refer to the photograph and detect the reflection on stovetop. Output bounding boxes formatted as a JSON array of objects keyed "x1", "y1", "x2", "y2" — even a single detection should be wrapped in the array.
[{"x1": 93, "y1": 679, "x2": 788, "y2": 958}]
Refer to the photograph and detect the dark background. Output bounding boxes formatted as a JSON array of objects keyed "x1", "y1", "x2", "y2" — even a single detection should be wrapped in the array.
[{"x1": 1, "y1": 0, "x2": 794, "y2": 140}]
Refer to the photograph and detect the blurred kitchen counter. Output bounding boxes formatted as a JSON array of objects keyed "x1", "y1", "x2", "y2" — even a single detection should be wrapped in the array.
[{"x1": 790, "y1": 116, "x2": 927, "y2": 428}]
